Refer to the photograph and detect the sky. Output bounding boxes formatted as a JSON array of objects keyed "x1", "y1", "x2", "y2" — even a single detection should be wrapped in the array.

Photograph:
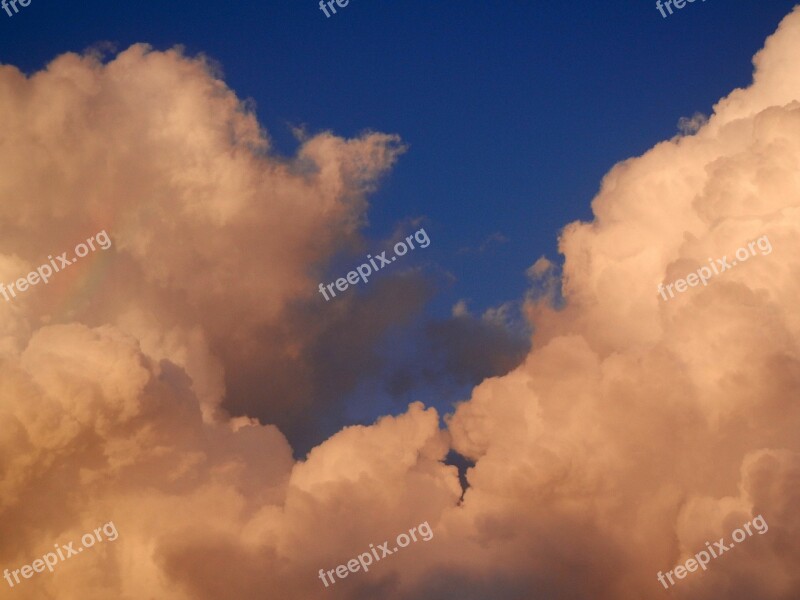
[
  {"x1": 1, "y1": 1, "x2": 800, "y2": 599},
  {"x1": 1, "y1": 0, "x2": 795, "y2": 304},
  {"x1": 1, "y1": 0, "x2": 797, "y2": 445}
]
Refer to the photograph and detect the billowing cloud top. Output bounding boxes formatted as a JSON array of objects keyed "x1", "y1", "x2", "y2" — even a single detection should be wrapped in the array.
[{"x1": 2, "y1": 7, "x2": 800, "y2": 599}]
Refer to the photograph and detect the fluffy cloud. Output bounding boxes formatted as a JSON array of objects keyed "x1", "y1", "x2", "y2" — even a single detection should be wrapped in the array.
[
  {"x1": 2, "y1": 6, "x2": 800, "y2": 600},
  {"x1": 443, "y1": 7, "x2": 800, "y2": 599}
]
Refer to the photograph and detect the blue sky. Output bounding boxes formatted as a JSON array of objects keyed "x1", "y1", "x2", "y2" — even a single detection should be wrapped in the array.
[
  {"x1": 1, "y1": 0, "x2": 797, "y2": 450},
  {"x1": 2, "y1": 1, "x2": 795, "y2": 312}
]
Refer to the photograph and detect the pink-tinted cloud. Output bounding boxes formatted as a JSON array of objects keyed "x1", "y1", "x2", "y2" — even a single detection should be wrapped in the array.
[{"x1": 2, "y1": 7, "x2": 800, "y2": 599}]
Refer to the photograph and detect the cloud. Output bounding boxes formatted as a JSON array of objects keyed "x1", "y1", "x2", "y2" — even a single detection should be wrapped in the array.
[
  {"x1": 423, "y1": 304, "x2": 529, "y2": 388},
  {"x1": 3, "y1": 6, "x2": 800, "y2": 599},
  {"x1": 678, "y1": 112, "x2": 709, "y2": 136},
  {"x1": 457, "y1": 231, "x2": 509, "y2": 255},
  {"x1": 444, "y1": 7, "x2": 800, "y2": 599},
  {"x1": 0, "y1": 42, "x2": 428, "y2": 598}
]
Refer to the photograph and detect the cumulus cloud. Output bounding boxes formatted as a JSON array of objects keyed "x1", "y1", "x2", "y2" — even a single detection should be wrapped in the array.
[
  {"x1": 443, "y1": 7, "x2": 800, "y2": 599},
  {"x1": 3, "y1": 6, "x2": 800, "y2": 600},
  {"x1": 424, "y1": 303, "x2": 529, "y2": 388},
  {"x1": 0, "y1": 43, "x2": 434, "y2": 599}
]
